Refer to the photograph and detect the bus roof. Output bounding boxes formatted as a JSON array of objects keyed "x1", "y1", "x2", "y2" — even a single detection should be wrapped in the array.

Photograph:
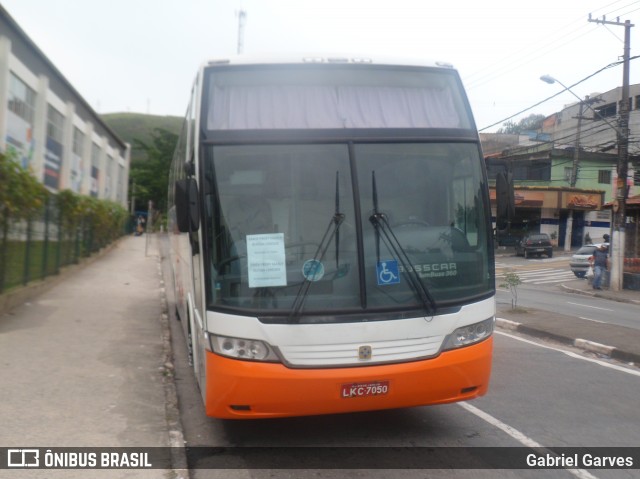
[{"x1": 202, "y1": 54, "x2": 456, "y2": 71}]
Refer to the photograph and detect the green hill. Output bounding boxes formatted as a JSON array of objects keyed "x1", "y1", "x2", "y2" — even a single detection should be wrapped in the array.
[{"x1": 101, "y1": 112, "x2": 182, "y2": 163}]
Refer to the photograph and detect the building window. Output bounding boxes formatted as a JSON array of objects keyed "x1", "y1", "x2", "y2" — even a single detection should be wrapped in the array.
[
  {"x1": 594, "y1": 102, "x2": 616, "y2": 119},
  {"x1": 91, "y1": 143, "x2": 100, "y2": 198},
  {"x1": 512, "y1": 160, "x2": 551, "y2": 181},
  {"x1": 105, "y1": 155, "x2": 113, "y2": 198},
  {"x1": 564, "y1": 167, "x2": 572, "y2": 182},
  {"x1": 47, "y1": 106, "x2": 64, "y2": 143},
  {"x1": 7, "y1": 73, "x2": 36, "y2": 123},
  {"x1": 598, "y1": 170, "x2": 612, "y2": 184},
  {"x1": 73, "y1": 127, "x2": 84, "y2": 155}
]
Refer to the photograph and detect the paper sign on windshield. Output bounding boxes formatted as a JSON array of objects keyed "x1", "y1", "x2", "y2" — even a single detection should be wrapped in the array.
[{"x1": 246, "y1": 233, "x2": 287, "y2": 288}]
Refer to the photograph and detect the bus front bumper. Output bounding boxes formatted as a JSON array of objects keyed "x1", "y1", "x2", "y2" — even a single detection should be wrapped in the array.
[{"x1": 203, "y1": 336, "x2": 493, "y2": 419}]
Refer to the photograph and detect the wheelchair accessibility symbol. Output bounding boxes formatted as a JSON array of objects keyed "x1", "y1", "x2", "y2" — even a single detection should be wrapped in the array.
[{"x1": 376, "y1": 260, "x2": 400, "y2": 286}]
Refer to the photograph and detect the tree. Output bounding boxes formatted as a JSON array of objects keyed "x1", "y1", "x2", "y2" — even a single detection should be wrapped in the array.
[
  {"x1": 0, "y1": 151, "x2": 49, "y2": 220},
  {"x1": 497, "y1": 114, "x2": 545, "y2": 134},
  {"x1": 129, "y1": 128, "x2": 177, "y2": 214},
  {"x1": 499, "y1": 270, "x2": 523, "y2": 310}
]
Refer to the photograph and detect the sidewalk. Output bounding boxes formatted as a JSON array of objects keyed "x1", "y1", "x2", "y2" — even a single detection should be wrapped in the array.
[
  {"x1": 0, "y1": 235, "x2": 183, "y2": 478},
  {"x1": 560, "y1": 275, "x2": 640, "y2": 305}
]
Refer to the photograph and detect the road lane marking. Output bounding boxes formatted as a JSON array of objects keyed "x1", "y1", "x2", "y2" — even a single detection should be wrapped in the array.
[
  {"x1": 458, "y1": 402, "x2": 540, "y2": 448},
  {"x1": 579, "y1": 317, "x2": 607, "y2": 324},
  {"x1": 495, "y1": 329, "x2": 640, "y2": 377},
  {"x1": 458, "y1": 402, "x2": 599, "y2": 479},
  {"x1": 524, "y1": 274, "x2": 575, "y2": 281},
  {"x1": 567, "y1": 302, "x2": 614, "y2": 312},
  {"x1": 518, "y1": 268, "x2": 563, "y2": 275},
  {"x1": 496, "y1": 267, "x2": 577, "y2": 285},
  {"x1": 531, "y1": 278, "x2": 575, "y2": 285}
]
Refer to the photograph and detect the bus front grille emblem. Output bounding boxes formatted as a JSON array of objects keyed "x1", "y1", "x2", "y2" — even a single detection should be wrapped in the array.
[{"x1": 358, "y1": 345, "x2": 372, "y2": 360}]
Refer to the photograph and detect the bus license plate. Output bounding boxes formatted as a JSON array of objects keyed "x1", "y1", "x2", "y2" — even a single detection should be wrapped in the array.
[{"x1": 341, "y1": 381, "x2": 389, "y2": 398}]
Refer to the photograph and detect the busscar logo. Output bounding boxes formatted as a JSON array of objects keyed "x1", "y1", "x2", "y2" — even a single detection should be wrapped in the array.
[
  {"x1": 358, "y1": 345, "x2": 372, "y2": 360},
  {"x1": 8, "y1": 449, "x2": 39, "y2": 468}
]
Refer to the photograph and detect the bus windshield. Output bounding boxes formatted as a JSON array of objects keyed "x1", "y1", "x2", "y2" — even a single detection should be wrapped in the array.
[{"x1": 203, "y1": 142, "x2": 492, "y2": 321}]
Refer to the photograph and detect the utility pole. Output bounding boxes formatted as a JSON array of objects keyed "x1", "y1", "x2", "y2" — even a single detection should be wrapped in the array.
[
  {"x1": 569, "y1": 99, "x2": 585, "y2": 187},
  {"x1": 564, "y1": 99, "x2": 585, "y2": 252},
  {"x1": 588, "y1": 14, "x2": 633, "y2": 291},
  {"x1": 565, "y1": 95, "x2": 602, "y2": 250},
  {"x1": 236, "y1": 10, "x2": 247, "y2": 55},
  {"x1": 130, "y1": 181, "x2": 136, "y2": 216}
]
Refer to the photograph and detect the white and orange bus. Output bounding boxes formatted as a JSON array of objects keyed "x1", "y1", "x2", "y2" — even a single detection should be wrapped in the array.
[{"x1": 168, "y1": 55, "x2": 496, "y2": 419}]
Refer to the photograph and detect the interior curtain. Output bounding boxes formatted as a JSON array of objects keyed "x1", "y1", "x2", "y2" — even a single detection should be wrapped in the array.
[{"x1": 208, "y1": 84, "x2": 463, "y2": 130}]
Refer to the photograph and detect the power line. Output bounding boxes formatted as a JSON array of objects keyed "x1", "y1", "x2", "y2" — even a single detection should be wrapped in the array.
[
  {"x1": 478, "y1": 56, "x2": 639, "y2": 132},
  {"x1": 464, "y1": 0, "x2": 634, "y2": 90},
  {"x1": 465, "y1": 28, "x2": 596, "y2": 90}
]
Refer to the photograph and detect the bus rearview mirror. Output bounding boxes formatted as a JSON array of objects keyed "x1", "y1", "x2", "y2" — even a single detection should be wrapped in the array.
[{"x1": 175, "y1": 178, "x2": 200, "y2": 233}]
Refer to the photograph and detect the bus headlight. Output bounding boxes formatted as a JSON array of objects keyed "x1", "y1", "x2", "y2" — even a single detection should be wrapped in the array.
[
  {"x1": 209, "y1": 334, "x2": 280, "y2": 362},
  {"x1": 443, "y1": 318, "x2": 494, "y2": 351}
]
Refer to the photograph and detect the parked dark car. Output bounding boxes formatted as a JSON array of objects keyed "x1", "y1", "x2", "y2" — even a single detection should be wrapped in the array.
[{"x1": 515, "y1": 233, "x2": 553, "y2": 258}]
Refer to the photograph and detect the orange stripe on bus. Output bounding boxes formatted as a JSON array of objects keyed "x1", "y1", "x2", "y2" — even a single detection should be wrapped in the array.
[{"x1": 204, "y1": 337, "x2": 493, "y2": 419}]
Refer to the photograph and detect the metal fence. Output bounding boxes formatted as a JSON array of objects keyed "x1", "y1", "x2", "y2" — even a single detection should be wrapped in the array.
[{"x1": 0, "y1": 197, "x2": 129, "y2": 294}]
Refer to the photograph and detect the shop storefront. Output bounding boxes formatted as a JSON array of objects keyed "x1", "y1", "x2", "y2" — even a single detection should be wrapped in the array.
[
  {"x1": 491, "y1": 186, "x2": 606, "y2": 248},
  {"x1": 604, "y1": 195, "x2": 640, "y2": 290}
]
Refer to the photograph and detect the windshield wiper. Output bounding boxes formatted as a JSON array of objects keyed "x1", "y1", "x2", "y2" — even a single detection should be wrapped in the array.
[
  {"x1": 288, "y1": 172, "x2": 344, "y2": 323},
  {"x1": 369, "y1": 171, "x2": 437, "y2": 316}
]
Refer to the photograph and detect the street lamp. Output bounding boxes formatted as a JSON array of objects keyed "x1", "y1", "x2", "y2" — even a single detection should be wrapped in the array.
[
  {"x1": 540, "y1": 75, "x2": 623, "y2": 135},
  {"x1": 540, "y1": 76, "x2": 586, "y2": 253},
  {"x1": 541, "y1": 74, "x2": 628, "y2": 291}
]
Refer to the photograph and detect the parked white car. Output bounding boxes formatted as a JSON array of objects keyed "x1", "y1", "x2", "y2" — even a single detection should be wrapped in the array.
[{"x1": 569, "y1": 243, "x2": 608, "y2": 278}]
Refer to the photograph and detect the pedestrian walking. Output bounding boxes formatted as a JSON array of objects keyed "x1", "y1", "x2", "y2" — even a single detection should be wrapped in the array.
[
  {"x1": 590, "y1": 243, "x2": 608, "y2": 290},
  {"x1": 136, "y1": 215, "x2": 146, "y2": 236}
]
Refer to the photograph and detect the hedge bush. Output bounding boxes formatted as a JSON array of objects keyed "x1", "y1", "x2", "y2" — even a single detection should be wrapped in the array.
[{"x1": 0, "y1": 151, "x2": 128, "y2": 292}]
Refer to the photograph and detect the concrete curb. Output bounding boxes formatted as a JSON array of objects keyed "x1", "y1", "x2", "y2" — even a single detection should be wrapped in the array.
[
  {"x1": 155, "y1": 248, "x2": 190, "y2": 479},
  {"x1": 559, "y1": 284, "x2": 597, "y2": 298},
  {"x1": 560, "y1": 284, "x2": 640, "y2": 305},
  {"x1": 495, "y1": 318, "x2": 640, "y2": 365}
]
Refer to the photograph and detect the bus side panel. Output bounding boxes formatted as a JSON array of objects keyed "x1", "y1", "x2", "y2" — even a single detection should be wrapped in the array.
[
  {"x1": 203, "y1": 337, "x2": 492, "y2": 419},
  {"x1": 169, "y1": 221, "x2": 194, "y2": 334}
]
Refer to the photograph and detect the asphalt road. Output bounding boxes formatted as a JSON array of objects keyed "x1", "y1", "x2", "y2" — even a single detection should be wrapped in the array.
[
  {"x1": 168, "y1": 311, "x2": 640, "y2": 479},
  {"x1": 497, "y1": 286, "x2": 640, "y2": 330},
  {"x1": 496, "y1": 255, "x2": 640, "y2": 330},
  {"x1": 160, "y1": 240, "x2": 640, "y2": 479}
]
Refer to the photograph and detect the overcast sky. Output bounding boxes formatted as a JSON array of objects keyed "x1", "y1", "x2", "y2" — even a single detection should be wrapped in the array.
[{"x1": 2, "y1": 0, "x2": 639, "y2": 132}]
